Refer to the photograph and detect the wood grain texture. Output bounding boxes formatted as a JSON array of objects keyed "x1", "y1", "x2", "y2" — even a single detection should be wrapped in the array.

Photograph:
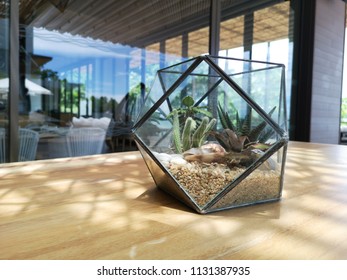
[{"x1": 1, "y1": 142, "x2": 347, "y2": 260}]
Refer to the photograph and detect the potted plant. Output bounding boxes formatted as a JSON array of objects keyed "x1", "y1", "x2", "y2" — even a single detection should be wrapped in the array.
[{"x1": 132, "y1": 55, "x2": 288, "y2": 214}]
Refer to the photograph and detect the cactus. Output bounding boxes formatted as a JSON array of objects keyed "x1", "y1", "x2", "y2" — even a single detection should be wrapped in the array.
[
  {"x1": 172, "y1": 112, "x2": 216, "y2": 153},
  {"x1": 192, "y1": 117, "x2": 217, "y2": 148},
  {"x1": 169, "y1": 95, "x2": 216, "y2": 153},
  {"x1": 172, "y1": 110, "x2": 183, "y2": 153},
  {"x1": 182, "y1": 117, "x2": 196, "y2": 151}
]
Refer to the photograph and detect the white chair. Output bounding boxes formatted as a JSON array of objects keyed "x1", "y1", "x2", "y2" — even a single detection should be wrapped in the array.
[
  {"x1": 19, "y1": 128, "x2": 40, "y2": 162},
  {"x1": 0, "y1": 128, "x2": 39, "y2": 162},
  {"x1": 65, "y1": 127, "x2": 106, "y2": 157}
]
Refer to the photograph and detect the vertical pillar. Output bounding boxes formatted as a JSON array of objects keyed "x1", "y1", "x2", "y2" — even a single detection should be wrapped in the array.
[
  {"x1": 209, "y1": 0, "x2": 221, "y2": 56},
  {"x1": 242, "y1": 12, "x2": 253, "y2": 107},
  {"x1": 289, "y1": 0, "x2": 316, "y2": 141},
  {"x1": 9, "y1": 0, "x2": 19, "y2": 162},
  {"x1": 243, "y1": 12, "x2": 254, "y2": 60},
  {"x1": 182, "y1": 32, "x2": 188, "y2": 59},
  {"x1": 208, "y1": 0, "x2": 221, "y2": 119},
  {"x1": 160, "y1": 41, "x2": 166, "y2": 68},
  {"x1": 310, "y1": 0, "x2": 345, "y2": 144},
  {"x1": 141, "y1": 48, "x2": 146, "y2": 106}
]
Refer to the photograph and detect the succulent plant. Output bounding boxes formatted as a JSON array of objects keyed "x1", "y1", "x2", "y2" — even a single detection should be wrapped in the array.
[
  {"x1": 172, "y1": 109, "x2": 216, "y2": 153},
  {"x1": 216, "y1": 102, "x2": 276, "y2": 152},
  {"x1": 168, "y1": 95, "x2": 216, "y2": 153}
]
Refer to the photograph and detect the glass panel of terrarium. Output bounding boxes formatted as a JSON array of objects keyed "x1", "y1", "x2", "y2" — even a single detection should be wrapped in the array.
[
  {"x1": 135, "y1": 74, "x2": 165, "y2": 124},
  {"x1": 207, "y1": 145, "x2": 286, "y2": 212},
  {"x1": 248, "y1": 64, "x2": 285, "y2": 127},
  {"x1": 135, "y1": 100, "x2": 172, "y2": 153},
  {"x1": 220, "y1": 61, "x2": 286, "y2": 132},
  {"x1": 165, "y1": 62, "x2": 214, "y2": 113},
  {"x1": 158, "y1": 58, "x2": 198, "y2": 91},
  {"x1": 208, "y1": 56, "x2": 269, "y2": 76},
  {"x1": 187, "y1": 58, "x2": 222, "y2": 103},
  {"x1": 215, "y1": 79, "x2": 249, "y2": 130},
  {"x1": 218, "y1": 57, "x2": 248, "y2": 76},
  {"x1": 136, "y1": 143, "x2": 200, "y2": 212}
]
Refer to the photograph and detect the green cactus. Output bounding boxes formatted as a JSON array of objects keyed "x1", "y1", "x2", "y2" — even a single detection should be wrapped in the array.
[
  {"x1": 192, "y1": 116, "x2": 217, "y2": 148},
  {"x1": 182, "y1": 117, "x2": 196, "y2": 151},
  {"x1": 171, "y1": 111, "x2": 216, "y2": 153},
  {"x1": 169, "y1": 95, "x2": 216, "y2": 153},
  {"x1": 172, "y1": 110, "x2": 183, "y2": 153}
]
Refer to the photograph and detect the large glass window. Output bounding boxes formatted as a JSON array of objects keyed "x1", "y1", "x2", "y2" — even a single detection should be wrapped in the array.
[
  {"x1": 0, "y1": 0, "x2": 9, "y2": 163},
  {"x1": 2, "y1": 0, "x2": 295, "y2": 163},
  {"x1": 14, "y1": 0, "x2": 212, "y2": 160},
  {"x1": 219, "y1": 1, "x2": 293, "y2": 126}
]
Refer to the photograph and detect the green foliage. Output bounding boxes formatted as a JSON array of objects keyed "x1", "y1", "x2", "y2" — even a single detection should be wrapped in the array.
[
  {"x1": 182, "y1": 117, "x2": 196, "y2": 151},
  {"x1": 341, "y1": 97, "x2": 347, "y2": 125},
  {"x1": 172, "y1": 110, "x2": 183, "y2": 153},
  {"x1": 60, "y1": 79, "x2": 87, "y2": 114},
  {"x1": 40, "y1": 69, "x2": 59, "y2": 80},
  {"x1": 171, "y1": 110, "x2": 216, "y2": 153},
  {"x1": 169, "y1": 95, "x2": 216, "y2": 153},
  {"x1": 210, "y1": 129, "x2": 247, "y2": 153},
  {"x1": 90, "y1": 96, "x2": 118, "y2": 116},
  {"x1": 216, "y1": 102, "x2": 276, "y2": 151},
  {"x1": 167, "y1": 95, "x2": 212, "y2": 122}
]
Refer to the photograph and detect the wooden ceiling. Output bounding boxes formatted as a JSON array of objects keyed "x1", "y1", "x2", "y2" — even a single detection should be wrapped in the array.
[{"x1": 15, "y1": 0, "x2": 289, "y2": 54}]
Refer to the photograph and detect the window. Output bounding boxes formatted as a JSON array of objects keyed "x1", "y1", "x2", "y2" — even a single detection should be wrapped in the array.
[
  {"x1": 0, "y1": 0, "x2": 10, "y2": 163},
  {"x1": 219, "y1": 1, "x2": 293, "y2": 126},
  {"x1": 2, "y1": 0, "x2": 296, "y2": 163}
]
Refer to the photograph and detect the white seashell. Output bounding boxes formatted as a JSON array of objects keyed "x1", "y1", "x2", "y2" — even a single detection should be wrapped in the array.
[
  {"x1": 200, "y1": 143, "x2": 226, "y2": 154},
  {"x1": 156, "y1": 153, "x2": 172, "y2": 162},
  {"x1": 170, "y1": 157, "x2": 187, "y2": 166},
  {"x1": 170, "y1": 153, "x2": 184, "y2": 159},
  {"x1": 183, "y1": 148, "x2": 203, "y2": 156}
]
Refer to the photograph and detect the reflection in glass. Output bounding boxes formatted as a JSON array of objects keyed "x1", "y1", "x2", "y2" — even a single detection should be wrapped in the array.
[
  {"x1": 1, "y1": 0, "x2": 293, "y2": 163},
  {"x1": 0, "y1": 0, "x2": 10, "y2": 163}
]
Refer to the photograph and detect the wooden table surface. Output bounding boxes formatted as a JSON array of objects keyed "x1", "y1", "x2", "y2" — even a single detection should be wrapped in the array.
[{"x1": 1, "y1": 141, "x2": 347, "y2": 260}]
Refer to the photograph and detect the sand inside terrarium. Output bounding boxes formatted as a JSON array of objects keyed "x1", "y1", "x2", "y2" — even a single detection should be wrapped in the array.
[{"x1": 167, "y1": 160, "x2": 281, "y2": 208}]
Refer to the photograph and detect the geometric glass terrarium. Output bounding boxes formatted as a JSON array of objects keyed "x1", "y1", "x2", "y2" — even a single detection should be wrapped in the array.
[{"x1": 132, "y1": 55, "x2": 288, "y2": 214}]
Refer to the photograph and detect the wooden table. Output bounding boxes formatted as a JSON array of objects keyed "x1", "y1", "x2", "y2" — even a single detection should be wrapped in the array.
[{"x1": 1, "y1": 141, "x2": 347, "y2": 260}]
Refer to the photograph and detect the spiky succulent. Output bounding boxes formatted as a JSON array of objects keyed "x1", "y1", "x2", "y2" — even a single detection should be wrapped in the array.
[{"x1": 217, "y1": 103, "x2": 276, "y2": 151}]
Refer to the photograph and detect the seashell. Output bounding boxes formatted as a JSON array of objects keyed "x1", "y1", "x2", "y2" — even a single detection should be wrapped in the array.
[
  {"x1": 200, "y1": 143, "x2": 226, "y2": 154},
  {"x1": 171, "y1": 153, "x2": 184, "y2": 159},
  {"x1": 183, "y1": 148, "x2": 205, "y2": 156},
  {"x1": 170, "y1": 157, "x2": 188, "y2": 166},
  {"x1": 155, "y1": 152, "x2": 172, "y2": 162}
]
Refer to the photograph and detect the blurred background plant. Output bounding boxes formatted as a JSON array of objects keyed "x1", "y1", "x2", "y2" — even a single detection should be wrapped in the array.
[{"x1": 341, "y1": 97, "x2": 347, "y2": 126}]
